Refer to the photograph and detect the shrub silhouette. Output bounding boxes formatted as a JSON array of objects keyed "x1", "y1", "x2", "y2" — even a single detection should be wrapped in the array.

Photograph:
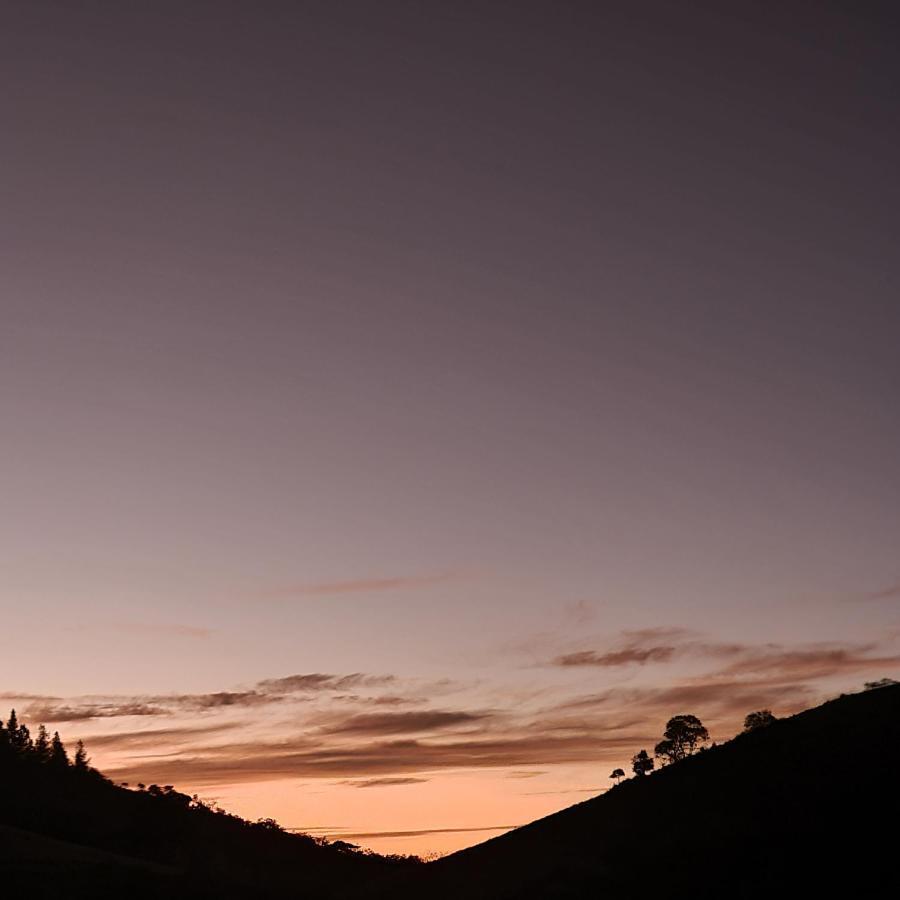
[
  {"x1": 743, "y1": 709, "x2": 777, "y2": 731},
  {"x1": 865, "y1": 677, "x2": 898, "y2": 690}
]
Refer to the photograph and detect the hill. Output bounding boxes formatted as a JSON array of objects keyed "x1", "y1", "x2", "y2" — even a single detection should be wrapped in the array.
[
  {"x1": 401, "y1": 684, "x2": 900, "y2": 899},
  {"x1": 3, "y1": 686, "x2": 896, "y2": 898},
  {"x1": 0, "y1": 722, "x2": 417, "y2": 899}
]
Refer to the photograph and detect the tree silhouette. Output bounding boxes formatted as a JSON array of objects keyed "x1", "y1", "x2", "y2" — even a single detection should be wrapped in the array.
[
  {"x1": 33, "y1": 724, "x2": 51, "y2": 762},
  {"x1": 609, "y1": 767, "x2": 625, "y2": 785},
  {"x1": 743, "y1": 709, "x2": 777, "y2": 731},
  {"x1": 7, "y1": 709, "x2": 32, "y2": 754},
  {"x1": 655, "y1": 714, "x2": 708, "y2": 764},
  {"x1": 50, "y1": 731, "x2": 69, "y2": 767},
  {"x1": 631, "y1": 749, "x2": 654, "y2": 777},
  {"x1": 73, "y1": 739, "x2": 89, "y2": 770}
]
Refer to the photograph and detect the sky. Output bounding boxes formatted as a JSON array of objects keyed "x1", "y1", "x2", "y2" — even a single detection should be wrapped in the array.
[{"x1": 1, "y1": 1, "x2": 899, "y2": 856}]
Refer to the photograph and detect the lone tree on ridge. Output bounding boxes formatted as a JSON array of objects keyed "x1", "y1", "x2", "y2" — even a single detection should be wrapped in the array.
[
  {"x1": 654, "y1": 714, "x2": 709, "y2": 764},
  {"x1": 631, "y1": 749, "x2": 654, "y2": 777}
]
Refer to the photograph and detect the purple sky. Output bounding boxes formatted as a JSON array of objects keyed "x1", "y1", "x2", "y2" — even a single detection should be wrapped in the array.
[{"x1": 1, "y1": 2, "x2": 899, "y2": 855}]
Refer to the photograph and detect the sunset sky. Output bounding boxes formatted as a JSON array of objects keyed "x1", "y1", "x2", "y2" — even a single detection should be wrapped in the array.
[{"x1": 2, "y1": 2, "x2": 899, "y2": 856}]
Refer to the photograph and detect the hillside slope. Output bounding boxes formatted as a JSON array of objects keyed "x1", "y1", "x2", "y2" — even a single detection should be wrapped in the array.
[
  {"x1": 0, "y1": 822, "x2": 180, "y2": 899},
  {"x1": 3, "y1": 687, "x2": 896, "y2": 898},
  {"x1": 405, "y1": 685, "x2": 900, "y2": 899},
  {"x1": 0, "y1": 742, "x2": 415, "y2": 899}
]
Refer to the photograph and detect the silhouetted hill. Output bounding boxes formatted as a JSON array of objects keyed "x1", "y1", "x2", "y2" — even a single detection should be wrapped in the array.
[
  {"x1": 401, "y1": 685, "x2": 900, "y2": 899},
  {"x1": 0, "y1": 733, "x2": 417, "y2": 899},
  {"x1": 3, "y1": 687, "x2": 896, "y2": 898},
  {"x1": 0, "y1": 822, "x2": 180, "y2": 897}
]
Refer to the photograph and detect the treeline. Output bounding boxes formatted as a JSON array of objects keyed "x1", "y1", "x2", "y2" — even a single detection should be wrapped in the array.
[{"x1": 1, "y1": 709, "x2": 90, "y2": 770}]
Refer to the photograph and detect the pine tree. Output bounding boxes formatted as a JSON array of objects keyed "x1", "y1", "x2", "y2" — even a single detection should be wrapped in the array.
[
  {"x1": 0, "y1": 716, "x2": 9, "y2": 757},
  {"x1": 33, "y1": 724, "x2": 51, "y2": 762},
  {"x1": 73, "y1": 739, "x2": 89, "y2": 770},
  {"x1": 7, "y1": 710, "x2": 32, "y2": 754},
  {"x1": 50, "y1": 731, "x2": 69, "y2": 767}
]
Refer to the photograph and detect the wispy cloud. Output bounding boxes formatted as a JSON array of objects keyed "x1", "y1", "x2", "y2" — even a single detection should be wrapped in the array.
[
  {"x1": 319, "y1": 710, "x2": 490, "y2": 736},
  {"x1": 554, "y1": 646, "x2": 679, "y2": 667},
  {"x1": 265, "y1": 573, "x2": 458, "y2": 597},
  {"x1": 522, "y1": 787, "x2": 605, "y2": 796},
  {"x1": 715, "y1": 643, "x2": 900, "y2": 682},
  {"x1": 338, "y1": 777, "x2": 429, "y2": 788},
  {"x1": 111, "y1": 622, "x2": 213, "y2": 639},
  {"x1": 557, "y1": 641, "x2": 900, "y2": 723},
  {"x1": 84, "y1": 724, "x2": 238, "y2": 750},
  {"x1": 18, "y1": 631, "x2": 900, "y2": 797},
  {"x1": 311, "y1": 825, "x2": 518, "y2": 840},
  {"x1": 15, "y1": 671, "x2": 400, "y2": 722},
  {"x1": 257, "y1": 673, "x2": 396, "y2": 693},
  {"x1": 24, "y1": 702, "x2": 168, "y2": 722},
  {"x1": 551, "y1": 627, "x2": 742, "y2": 668},
  {"x1": 0, "y1": 692, "x2": 60, "y2": 701},
  {"x1": 857, "y1": 581, "x2": 900, "y2": 602},
  {"x1": 103, "y1": 728, "x2": 653, "y2": 786}
]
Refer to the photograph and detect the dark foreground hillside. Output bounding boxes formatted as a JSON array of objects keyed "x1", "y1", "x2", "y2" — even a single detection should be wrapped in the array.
[
  {"x1": 401, "y1": 684, "x2": 900, "y2": 900},
  {"x1": 2, "y1": 686, "x2": 897, "y2": 899},
  {"x1": 0, "y1": 733, "x2": 416, "y2": 900}
]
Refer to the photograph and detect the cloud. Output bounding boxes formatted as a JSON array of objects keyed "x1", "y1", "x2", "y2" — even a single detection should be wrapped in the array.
[
  {"x1": 25, "y1": 633, "x2": 900, "y2": 798},
  {"x1": 13, "y1": 671, "x2": 400, "y2": 724},
  {"x1": 311, "y1": 825, "x2": 517, "y2": 840},
  {"x1": 111, "y1": 623, "x2": 213, "y2": 639},
  {"x1": 266, "y1": 573, "x2": 456, "y2": 597},
  {"x1": 24, "y1": 702, "x2": 168, "y2": 722},
  {"x1": 522, "y1": 787, "x2": 605, "y2": 796},
  {"x1": 557, "y1": 641, "x2": 900, "y2": 725},
  {"x1": 84, "y1": 724, "x2": 238, "y2": 750},
  {"x1": 103, "y1": 728, "x2": 653, "y2": 786},
  {"x1": 554, "y1": 646, "x2": 679, "y2": 667},
  {"x1": 331, "y1": 694, "x2": 415, "y2": 706},
  {"x1": 715, "y1": 644, "x2": 900, "y2": 682},
  {"x1": 257, "y1": 673, "x2": 396, "y2": 694},
  {"x1": 858, "y1": 581, "x2": 900, "y2": 602},
  {"x1": 320, "y1": 710, "x2": 490, "y2": 736},
  {"x1": 551, "y1": 627, "x2": 743, "y2": 668},
  {"x1": 561, "y1": 679, "x2": 814, "y2": 722},
  {"x1": 338, "y1": 777, "x2": 429, "y2": 788},
  {"x1": 165, "y1": 691, "x2": 273, "y2": 711},
  {"x1": 0, "y1": 692, "x2": 60, "y2": 702}
]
